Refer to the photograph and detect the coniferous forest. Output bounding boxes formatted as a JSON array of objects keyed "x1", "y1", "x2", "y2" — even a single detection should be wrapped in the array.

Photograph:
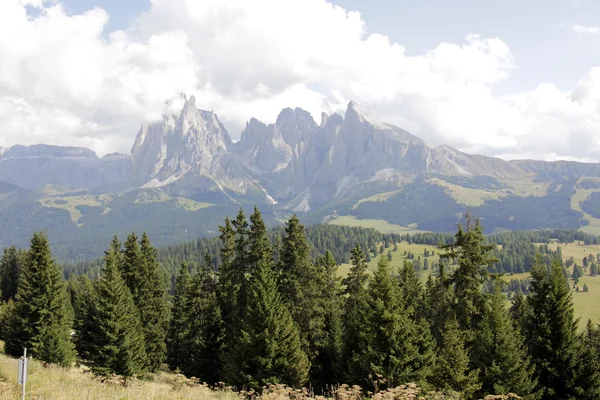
[{"x1": 2, "y1": 207, "x2": 600, "y2": 399}]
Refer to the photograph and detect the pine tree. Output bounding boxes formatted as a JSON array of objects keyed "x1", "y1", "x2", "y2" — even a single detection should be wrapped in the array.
[
  {"x1": 525, "y1": 256, "x2": 581, "y2": 398},
  {"x1": 365, "y1": 256, "x2": 433, "y2": 389},
  {"x1": 424, "y1": 264, "x2": 454, "y2": 346},
  {"x1": 430, "y1": 318, "x2": 481, "y2": 399},
  {"x1": 139, "y1": 232, "x2": 170, "y2": 372},
  {"x1": 398, "y1": 260, "x2": 424, "y2": 317},
  {"x1": 277, "y1": 215, "x2": 326, "y2": 380},
  {"x1": 509, "y1": 290, "x2": 531, "y2": 335},
  {"x1": 181, "y1": 265, "x2": 224, "y2": 384},
  {"x1": 0, "y1": 246, "x2": 24, "y2": 302},
  {"x1": 439, "y1": 214, "x2": 496, "y2": 338},
  {"x1": 121, "y1": 233, "x2": 144, "y2": 301},
  {"x1": 4, "y1": 232, "x2": 75, "y2": 366},
  {"x1": 342, "y1": 245, "x2": 371, "y2": 384},
  {"x1": 77, "y1": 246, "x2": 146, "y2": 377},
  {"x1": 472, "y1": 283, "x2": 537, "y2": 398},
  {"x1": 166, "y1": 263, "x2": 191, "y2": 371},
  {"x1": 224, "y1": 208, "x2": 308, "y2": 389},
  {"x1": 575, "y1": 320, "x2": 600, "y2": 399},
  {"x1": 217, "y1": 217, "x2": 242, "y2": 332},
  {"x1": 312, "y1": 250, "x2": 344, "y2": 388}
]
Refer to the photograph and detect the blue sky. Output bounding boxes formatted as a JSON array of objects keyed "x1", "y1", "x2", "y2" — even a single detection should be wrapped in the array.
[{"x1": 1, "y1": 0, "x2": 600, "y2": 160}]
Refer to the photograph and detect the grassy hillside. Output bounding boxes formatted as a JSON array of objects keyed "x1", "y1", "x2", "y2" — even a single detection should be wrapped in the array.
[
  {"x1": 0, "y1": 347, "x2": 236, "y2": 400},
  {"x1": 328, "y1": 215, "x2": 421, "y2": 234}
]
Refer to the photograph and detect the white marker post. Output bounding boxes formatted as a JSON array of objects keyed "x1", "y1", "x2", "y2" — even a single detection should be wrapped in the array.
[{"x1": 17, "y1": 347, "x2": 27, "y2": 400}]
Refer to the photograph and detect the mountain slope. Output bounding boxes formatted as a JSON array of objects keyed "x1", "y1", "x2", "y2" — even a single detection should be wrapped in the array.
[{"x1": 1, "y1": 98, "x2": 600, "y2": 261}]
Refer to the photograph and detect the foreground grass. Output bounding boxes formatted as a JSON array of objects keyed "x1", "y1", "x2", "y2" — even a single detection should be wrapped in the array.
[{"x1": 0, "y1": 351, "x2": 237, "y2": 400}]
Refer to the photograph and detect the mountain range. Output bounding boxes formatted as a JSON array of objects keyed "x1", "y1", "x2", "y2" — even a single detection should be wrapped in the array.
[{"x1": 2, "y1": 95, "x2": 600, "y2": 261}]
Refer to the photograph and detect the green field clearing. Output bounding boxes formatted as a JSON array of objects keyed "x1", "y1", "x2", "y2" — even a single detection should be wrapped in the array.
[
  {"x1": 334, "y1": 239, "x2": 600, "y2": 330},
  {"x1": 545, "y1": 241, "x2": 600, "y2": 265},
  {"x1": 427, "y1": 178, "x2": 505, "y2": 207},
  {"x1": 39, "y1": 195, "x2": 112, "y2": 225},
  {"x1": 351, "y1": 190, "x2": 401, "y2": 209},
  {"x1": 175, "y1": 197, "x2": 214, "y2": 211},
  {"x1": 337, "y1": 241, "x2": 441, "y2": 281},
  {"x1": 499, "y1": 177, "x2": 550, "y2": 197},
  {"x1": 571, "y1": 183, "x2": 600, "y2": 235},
  {"x1": 328, "y1": 215, "x2": 421, "y2": 234},
  {"x1": 501, "y1": 241, "x2": 600, "y2": 330},
  {"x1": 134, "y1": 190, "x2": 171, "y2": 204}
]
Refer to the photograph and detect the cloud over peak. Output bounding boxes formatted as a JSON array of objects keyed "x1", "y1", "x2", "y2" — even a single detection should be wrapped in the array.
[{"x1": 0, "y1": 0, "x2": 599, "y2": 162}]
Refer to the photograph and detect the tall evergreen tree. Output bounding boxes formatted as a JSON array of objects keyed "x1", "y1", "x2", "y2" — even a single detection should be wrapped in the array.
[
  {"x1": 424, "y1": 264, "x2": 454, "y2": 346},
  {"x1": 576, "y1": 320, "x2": 600, "y2": 399},
  {"x1": 121, "y1": 233, "x2": 144, "y2": 301},
  {"x1": 430, "y1": 318, "x2": 481, "y2": 399},
  {"x1": 525, "y1": 256, "x2": 582, "y2": 399},
  {"x1": 217, "y1": 217, "x2": 241, "y2": 332},
  {"x1": 4, "y1": 232, "x2": 74, "y2": 366},
  {"x1": 398, "y1": 260, "x2": 424, "y2": 317},
  {"x1": 224, "y1": 208, "x2": 308, "y2": 389},
  {"x1": 277, "y1": 215, "x2": 326, "y2": 379},
  {"x1": 364, "y1": 255, "x2": 433, "y2": 389},
  {"x1": 139, "y1": 232, "x2": 170, "y2": 372},
  {"x1": 77, "y1": 246, "x2": 146, "y2": 377},
  {"x1": 342, "y1": 245, "x2": 370, "y2": 384},
  {"x1": 472, "y1": 283, "x2": 537, "y2": 398},
  {"x1": 439, "y1": 214, "x2": 496, "y2": 337},
  {"x1": 166, "y1": 263, "x2": 191, "y2": 371},
  {"x1": 0, "y1": 246, "x2": 24, "y2": 302},
  {"x1": 312, "y1": 250, "x2": 344, "y2": 388},
  {"x1": 181, "y1": 265, "x2": 224, "y2": 384},
  {"x1": 509, "y1": 290, "x2": 532, "y2": 337}
]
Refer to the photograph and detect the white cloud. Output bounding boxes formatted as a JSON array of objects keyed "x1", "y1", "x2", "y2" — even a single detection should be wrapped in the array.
[
  {"x1": 571, "y1": 24, "x2": 600, "y2": 35},
  {"x1": 0, "y1": 0, "x2": 599, "y2": 162}
]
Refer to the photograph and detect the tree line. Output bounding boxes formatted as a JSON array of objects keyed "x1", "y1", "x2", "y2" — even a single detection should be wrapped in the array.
[{"x1": 1, "y1": 209, "x2": 600, "y2": 399}]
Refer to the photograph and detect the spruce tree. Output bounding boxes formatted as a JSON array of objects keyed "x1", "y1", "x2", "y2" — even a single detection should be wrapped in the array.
[
  {"x1": 472, "y1": 283, "x2": 537, "y2": 398},
  {"x1": 166, "y1": 263, "x2": 191, "y2": 371},
  {"x1": 398, "y1": 260, "x2": 424, "y2": 317},
  {"x1": 525, "y1": 256, "x2": 581, "y2": 398},
  {"x1": 312, "y1": 250, "x2": 344, "y2": 388},
  {"x1": 342, "y1": 245, "x2": 370, "y2": 384},
  {"x1": 576, "y1": 320, "x2": 600, "y2": 399},
  {"x1": 277, "y1": 215, "x2": 326, "y2": 379},
  {"x1": 4, "y1": 232, "x2": 74, "y2": 366},
  {"x1": 139, "y1": 232, "x2": 170, "y2": 372},
  {"x1": 0, "y1": 246, "x2": 24, "y2": 302},
  {"x1": 424, "y1": 264, "x2": 454, "y2": 346},
  {"x1": 509, "y1": 290, "x2": 531, "y2": 336},
  {"x1": 121, "y1": 233, "x2": 144, "y2": 301},
  {"x1": 181, "y1": 265, "x2": 224, "y2": 384},
  {"x1": 77, "y1": 246, "x2": 146, "y2": 377},
  {"x1": 439, "y1": 214, "x2": 496, "y2": 337},
  {"x1": 217, "y1": 217, "x2": 241, "y2": 331},
  {"x1": 430, "y1": 318, "x2": 481, "y2": 399},
  {"x1": 365, "y1": 256, "x2": 433, "y2": 388},
  {"x1": 224, "y1": 207, "x2": 308, "y2": 389}
]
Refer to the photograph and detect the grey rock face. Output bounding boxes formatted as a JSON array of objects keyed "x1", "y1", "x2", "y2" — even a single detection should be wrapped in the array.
[{"x1": 2, "y1": 99, "x2": 598, "y2": 210}]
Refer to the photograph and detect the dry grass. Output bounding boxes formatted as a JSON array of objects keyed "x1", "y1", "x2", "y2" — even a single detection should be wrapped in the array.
[{"x1": 0, "y1": 350, "x2": 237, "y2": 400}]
